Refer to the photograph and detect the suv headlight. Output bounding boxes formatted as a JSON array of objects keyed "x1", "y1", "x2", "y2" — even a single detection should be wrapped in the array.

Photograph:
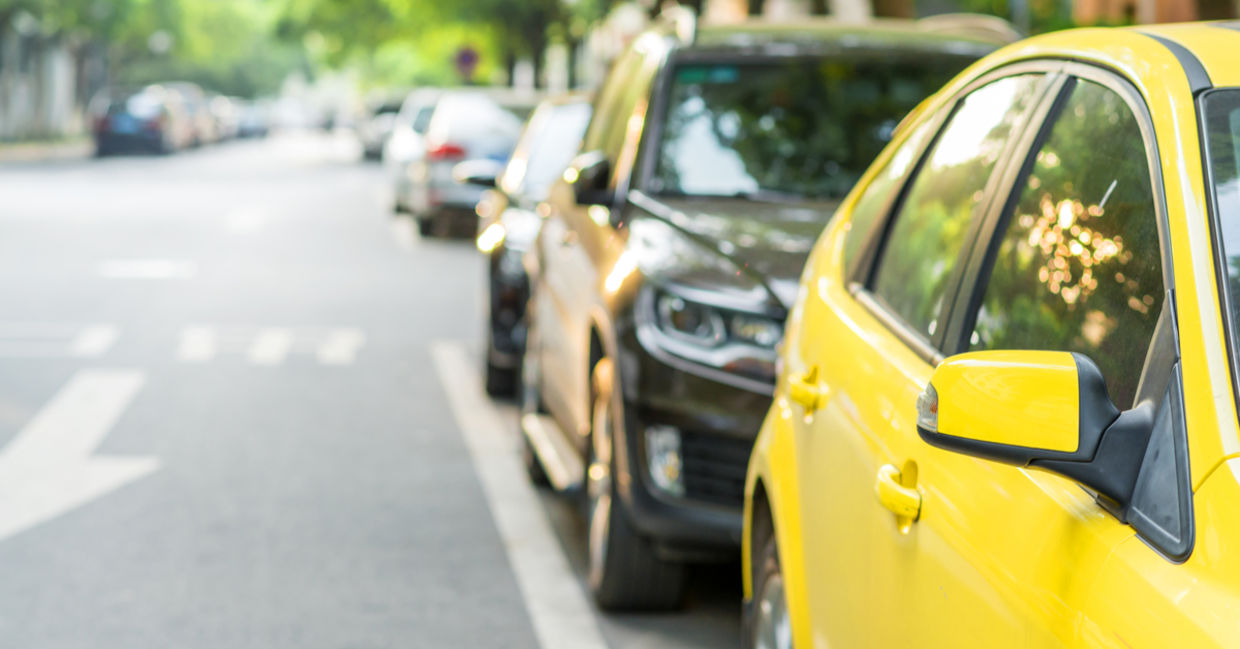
[{"x1": 640, "y1": 288, "x2": 783, "y2": 384}]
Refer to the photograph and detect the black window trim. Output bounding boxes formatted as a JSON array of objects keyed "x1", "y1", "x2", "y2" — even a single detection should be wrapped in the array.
[{"x1": 846, "y1": 61, "x2": 1066, "y2": 365}]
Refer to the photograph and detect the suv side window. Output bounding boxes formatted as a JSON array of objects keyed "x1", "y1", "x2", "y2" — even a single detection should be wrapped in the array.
[
  {"x1": 870, "y1": 75, "x2": 1045, "y2": 342},
  {"x1": 968, "y1": 78, "x2": 1161, "y2": 408}
]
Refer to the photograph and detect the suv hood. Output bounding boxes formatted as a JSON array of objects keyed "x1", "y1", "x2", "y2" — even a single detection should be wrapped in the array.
[{"x1": 628, "y1": 193, "x2": 838, "y2": 310}]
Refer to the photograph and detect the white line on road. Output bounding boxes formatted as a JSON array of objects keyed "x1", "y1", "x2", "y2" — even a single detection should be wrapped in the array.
[
  {"x1": 97, "y1": 259, "x2": 197, "y2": 279},
  {"x1": 0, "y1": 369, "x2": 158, "y2": 542},
  {"x1": 69, "y1": 324, "x2": 119, "y2": 357},
  {"x1": 176, "y1": 326, "x2": 217, "y2": 362},
  {"x1": 226, "y1": 206, "x2": 267, "y2": 234},
  {"x1": 390, "y1": 217, "x2": 419, "y2": 251},
  {"x1": 431, "y1": 341, "x2": 609, "y2": 649},
  {"x1": 247, "y1": 328, "x2": 294, "y2": 366},
  {"x1": 316, "y1": 328, "x2": 366, "y2": 365}
]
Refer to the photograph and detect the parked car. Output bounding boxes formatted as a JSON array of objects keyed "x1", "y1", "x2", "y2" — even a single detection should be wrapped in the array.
[
  {"x1": 90, "y1": 85, "x2": 193, "y2": 155},
  {"x1": 386, "y1": 88, "x2": 442, "y2": 213},
  {"x1": 401, "y1": 89, "x2": 538, "y2": 237},
  {"x1": 519, "y1": 16, "x2": 1005, "y2": 611},
  {"x1": 165, "y1": 82, "x2": 216, "y2": 146},
  {"x1": 743, "y1": 22, "x2": 1240, "y2": 649},
  {"x1": 358, "y1": 96, "x2": 405, "y2": 160},
  {"x1": 463, "y1": 92, "x2": 594, "y2": 396},
  {"x1": 236, "y1": 100, "x2": 271, "y2": 139}
]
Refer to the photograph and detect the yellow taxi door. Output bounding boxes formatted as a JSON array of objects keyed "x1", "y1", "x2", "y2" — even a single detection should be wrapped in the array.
[{"x1": 863, "y1": 69, "x2": 1175, "y2": 647}]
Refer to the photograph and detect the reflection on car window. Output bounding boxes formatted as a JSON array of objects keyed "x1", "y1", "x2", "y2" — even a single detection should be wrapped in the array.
[
  {"x1": 1200, "y1": 90, "x2": 1240, "y2": 392},
  {"x1": 971, "y1": 79, "x2": 1160, "y2": 408},
  {"x1": 519, "y1": 102, "x2": 592, "y2": 200},
  {"x1": 650, "y1": 54, "x2": 978, "y2": 200},
  {"x1": 842, "y1": 120, "x2": 934, "y2": 270},
  {"x1": 871, "y1": 74, "x2": 1044, "y2": 342}
]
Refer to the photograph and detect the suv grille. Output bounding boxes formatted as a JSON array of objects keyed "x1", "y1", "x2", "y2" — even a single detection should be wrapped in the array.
[{"x1": 679, "y1": 431, "x2": 752, "y2": 508}]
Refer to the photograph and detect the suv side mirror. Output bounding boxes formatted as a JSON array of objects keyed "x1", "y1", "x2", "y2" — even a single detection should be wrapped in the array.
[
  {"x1": 917, "y1": 350, "x2": 1151, "y2": 512},
  {"x1": 453, "y1": 159, "x2": 504, "y2": 188},
  {"x1": 565, "y1": 151, "x2": 612, "y2": 206}
]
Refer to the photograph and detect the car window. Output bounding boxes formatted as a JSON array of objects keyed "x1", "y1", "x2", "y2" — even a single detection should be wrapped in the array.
[
  {"x1": 504, "y1": 101, "x2": 592, "y2": 200},
  {"x1": 842, "y1": 119, "x2": 935, "y2": 272},
  {"x1": 650, "y1": 54, "x2": 978, "y2": 200},
  {"x1": 582, "y1": 46, "x2": 644, "y2": 159},
  {"x1": 969, "y1": 79, "x2": 1161, "y2": 408},
  {"x1": 870, "y1": 74, "x2": 1045, "y2": 342},
  {"x1": 1202, "y1": 89, "x2": 1240, "y2": 376}
]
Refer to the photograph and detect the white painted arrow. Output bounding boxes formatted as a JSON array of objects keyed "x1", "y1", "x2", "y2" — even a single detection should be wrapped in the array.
[{"x1": 0, "y1": 369, "x2": 158, "y2": 542}]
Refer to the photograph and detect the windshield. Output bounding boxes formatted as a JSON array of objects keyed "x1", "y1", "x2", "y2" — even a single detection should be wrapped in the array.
[
  {"x1": 505, "y1": 100, "x2": 592, "y2": 200},
  {"x1": 649, "y1": 54, "x2": 980, "y2": 200},
  {"x1": 1203, "y1": 89, "x2": 1240, "y2": 355}
]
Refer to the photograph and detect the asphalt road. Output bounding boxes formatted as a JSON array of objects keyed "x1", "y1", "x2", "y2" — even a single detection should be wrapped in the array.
[{"x1": 0, "y1": 132, "x2": 739, "y2": 649}]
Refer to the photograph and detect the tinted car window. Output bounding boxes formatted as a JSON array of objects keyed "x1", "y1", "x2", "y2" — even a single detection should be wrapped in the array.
[
  {"x1": 510, "y1": 101, "x2": 592, "y2": 200},
  {"x1": 871, "y1": 74, "x2": 1044, "y2": 341},
  {"x1": 1203, "y1": 89, "x2": 1240, "y2": 366},
  {"x1": 649, "y1": 54, "x2": 979, "y2": 200},
  {"x1": 969, "y1": 79, "x2": 1160, "y2": 408},
  {"x1": 842, "y1": 120, "x2": 934, "y2": 271}
]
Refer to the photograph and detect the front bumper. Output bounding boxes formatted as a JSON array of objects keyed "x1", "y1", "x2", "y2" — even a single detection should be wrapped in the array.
[{"x1": 614, "y1": 324, "x2": 773, "y2": 559}]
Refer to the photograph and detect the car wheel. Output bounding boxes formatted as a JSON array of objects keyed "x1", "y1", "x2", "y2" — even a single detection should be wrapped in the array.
[
  {"x1": 485, "y1": 325, "x2": 518, "y2": 398},
  {"x1": 745, "y1": 530, "x2": 792, "y2": 649},
  {"x1": 586, "y1": 358, "x2": 686, "y2": 611},
  {"x1": 518, "y1": 317, "x2": 549, "y2": 487},
  {"x1": 416, "y1": 216, "x2": 435, "y2": 237}
]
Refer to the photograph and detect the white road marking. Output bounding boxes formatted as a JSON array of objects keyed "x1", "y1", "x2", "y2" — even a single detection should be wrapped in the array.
[
  {"x1": 316, "y1": 328, "x2": 366, "y2": 365},
  {"x1": 390, "y1": 218, "x2": 418, "y2": 251},
  {"x1": 247, "y1": 328, "x2": 294, "y2": 365},
  {"x1": 431, "y1": 341, "x2": 609, "y2": 649},
  {"x1": 97, "y1": 259, "x2": 197, "y2": 279},
  {"x1": 0, "y1": 323, "x2": 119, "y2": 358},
  {"x1": 176, "y1": 326, "x2": 217, "y2": 362},
  {"x1": 69, "y1": 324, "x2": 119, "y2": 357},
  {"x1": 226, "y1": 207, "x2": 267, "y2": 234},
  {"x1": 0, "y1": 369, "x2": 158, "y2": 542}
]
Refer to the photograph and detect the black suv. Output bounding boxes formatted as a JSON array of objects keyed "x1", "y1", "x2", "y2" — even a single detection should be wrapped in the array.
[{"x1": 521, "y1": 16, "x2": 1004, "y2": 610}]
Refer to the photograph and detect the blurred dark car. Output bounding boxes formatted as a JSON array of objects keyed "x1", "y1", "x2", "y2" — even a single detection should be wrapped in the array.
[
  {"x1": 402, "y1": 89, "x2": 539, "y2": 237},
  {"x1": 90, "y1": 85, "x2": 193, "y2": 156},
  {"x1": 520, "y1": 16, "x2": 1009, "y2": 611},
  {"x1": 461, "y1": 92, "x2": 593, "y2": 396}
]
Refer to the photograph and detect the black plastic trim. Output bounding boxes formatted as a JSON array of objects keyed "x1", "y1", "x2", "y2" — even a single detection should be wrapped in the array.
[{"x1": 1138, "y1": 32, "x2": 1213, "y2": 94}]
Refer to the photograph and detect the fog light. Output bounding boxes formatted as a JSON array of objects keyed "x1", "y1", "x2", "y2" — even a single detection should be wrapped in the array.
[{"x1": 646, "y1": 425, "x2": 685, "y2": 497}]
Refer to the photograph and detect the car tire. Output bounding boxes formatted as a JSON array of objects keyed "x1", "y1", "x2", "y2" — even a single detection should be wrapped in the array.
[
  {"x1": 586, "y1": 358, "x2": 686, "y2": 611},
  {"x1": 485, "y1": 361, "x2": 516, "y2": 397},
  {"x1": 518, "y1": 317, "x2": 550, "y2": 488},
  {"x1": 416, "y1": 217, "x2": 435, "y2": 237},
  {"x1": 744, "y1": 529, "x2": 792, "y2": 649}
]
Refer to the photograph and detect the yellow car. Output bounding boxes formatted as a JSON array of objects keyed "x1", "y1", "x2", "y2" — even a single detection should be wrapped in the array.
[{"x1": 743, "y1": 22, "x2": 1240, "y2": 649}]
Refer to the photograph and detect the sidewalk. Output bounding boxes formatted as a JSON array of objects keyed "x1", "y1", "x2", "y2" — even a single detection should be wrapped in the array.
[{"x1": 0, "y1": 138, "x2": 92, "y2": 164}]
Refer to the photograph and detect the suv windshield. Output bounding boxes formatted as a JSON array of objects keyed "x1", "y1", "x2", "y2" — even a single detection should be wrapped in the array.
[
  {"x1": 649, "y1": 53, "x2": 980, "y2": 200},
  {"x1": 1203, "y1": 89, "x2": 1240, "y2": 357}
]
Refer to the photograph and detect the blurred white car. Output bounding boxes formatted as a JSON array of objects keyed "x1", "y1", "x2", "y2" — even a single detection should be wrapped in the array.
[
  {"x1": 384, "y1": 88, "x2": 443, "y2": 214},
  {"x1": 397, "y1": 89, "x2": 538, "y2": 236}
]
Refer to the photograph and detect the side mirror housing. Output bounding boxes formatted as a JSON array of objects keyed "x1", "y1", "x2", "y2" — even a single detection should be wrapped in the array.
[
  {"x1": 565, "y1": 151, "x2": 612, "y2": 206},
  {"x1": 918, "y1": 351, "x2": 1151, "y2": 512},
  {"x1": 453, "y1": 159, "x2": 503, "y2": 188}
]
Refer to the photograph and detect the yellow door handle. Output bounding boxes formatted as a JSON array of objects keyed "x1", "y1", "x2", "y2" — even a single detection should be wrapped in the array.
[
  {"x1": 875, "y1": 464, "x2": 921, "y2": 521},
  {"x1": 787, "y1": 367, "x2": 823, "y2": 410}
]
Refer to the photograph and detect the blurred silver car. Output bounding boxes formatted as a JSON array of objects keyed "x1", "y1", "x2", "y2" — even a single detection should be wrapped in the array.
[
  {"x1": 397, "y1": 89, "x2": 538, "y2": 237},
  {"x1": 384, "y1": 88, "x2": 442, "y2": 212}
]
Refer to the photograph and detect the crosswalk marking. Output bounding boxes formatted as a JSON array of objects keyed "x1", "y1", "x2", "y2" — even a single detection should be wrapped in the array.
[
  {"x1": 175, "y1": 326, "x2": 216, "y2": 362},
  {"x1": 248, "y1": 328, "x2": 294, "y2": 365},
  {"x1": 316, "y1": 328, "x2": 366, "y2": 365},
  {"x1": 176, "y1": 325, "x2": 365, "y2": 366},
  {"x1": 0, "y1": 323, "x2": 119, "y2": 358}
]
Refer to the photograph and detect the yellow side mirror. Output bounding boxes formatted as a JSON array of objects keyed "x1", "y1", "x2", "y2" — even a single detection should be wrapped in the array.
[{"x1": 917, "y1": 350, "x2": 1149, "y2": 511}]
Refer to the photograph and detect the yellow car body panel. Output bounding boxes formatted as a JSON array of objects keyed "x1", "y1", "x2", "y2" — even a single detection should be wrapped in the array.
[{"x1": 743, "y1": 22, "x2": 1240, "y2": 648}]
